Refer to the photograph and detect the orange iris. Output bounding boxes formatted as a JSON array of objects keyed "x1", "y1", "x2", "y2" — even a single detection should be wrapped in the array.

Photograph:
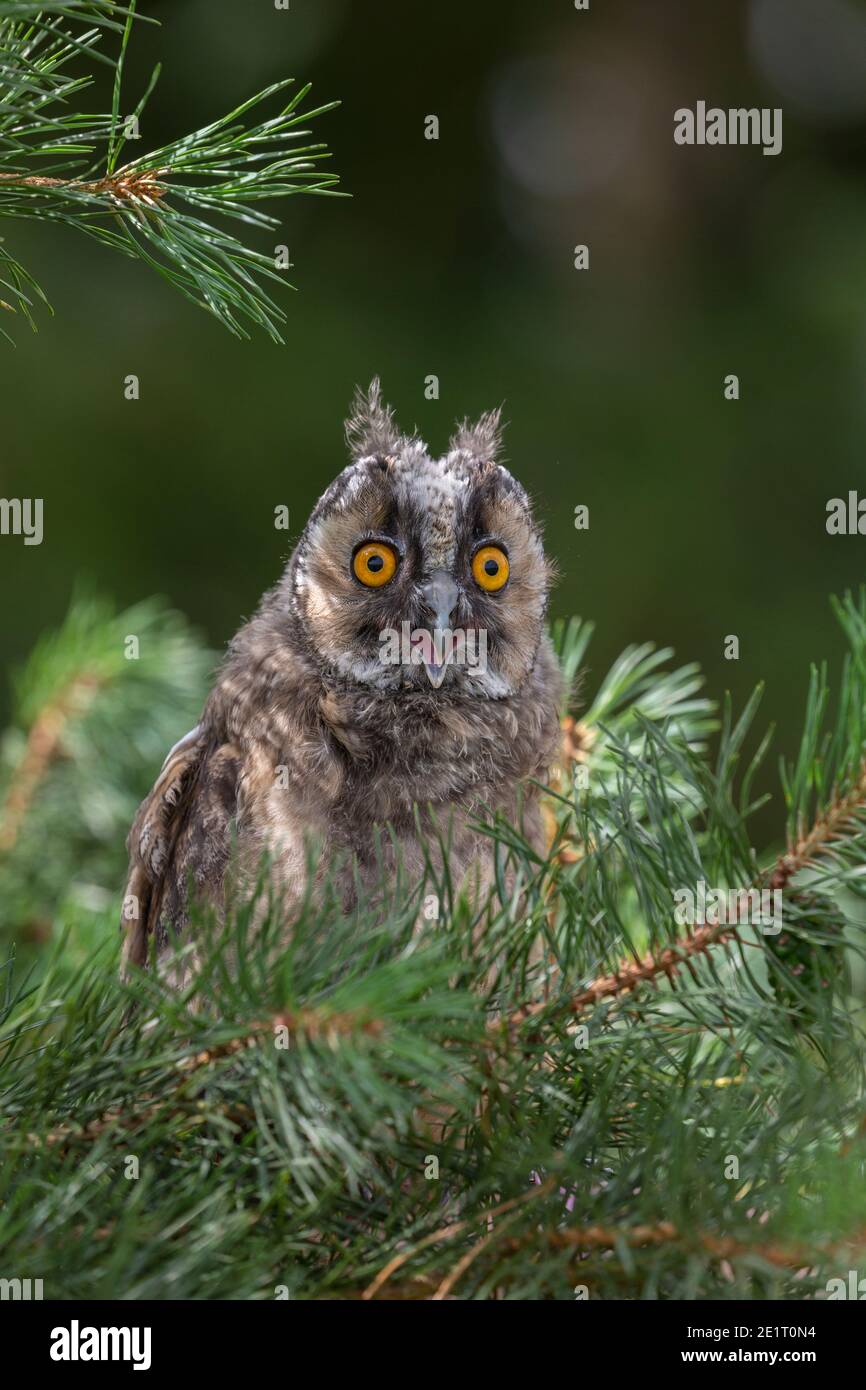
[
  {"x1": 472, "y1": 545, "x2": 509, "y2": 592},
  {"x1": 353, "y1": 541, "x2": 398, "y2": 587}
]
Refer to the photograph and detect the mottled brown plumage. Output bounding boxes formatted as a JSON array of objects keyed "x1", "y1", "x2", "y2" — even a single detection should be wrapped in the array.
[{"x1": 121, "y1": 382, "x2": 562, "y2": 978}]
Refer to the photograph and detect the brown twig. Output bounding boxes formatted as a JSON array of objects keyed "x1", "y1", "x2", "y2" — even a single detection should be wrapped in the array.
[
  {"x1": 0, "y1": 672, "x2": 103, "y2": 852},
  {"x1": 431, "y1": 1207, "x2": 525, "y2": 1300},
  {"x1": 361, "y1": 1180, "x2": 554, "y2": 1300},
  {"x1": 27, "y1": 1098, "x2": 251, "y2": 1150},
  {"x1": 175, "y1": 1008, "x2": 386, "y2": 1074},
  {"x1": 769, "y1": 756, "x2": 866, "y2": 891},
  {"x1": 501, "y1": 1218, "x2": 866, "y2": 1272},
  {"x1": 0, "y1": 168, "x2": 167, "y2": 205},
  {"x1": 333, "y1": 1218, "x2": 866, "y2": 1300},
  {"x1": 501, "y1": 919, "x2": 740, "y2": 1033},
  {"x1": 17, "y1": 1008, "x2": 385, "y2": 1151}
]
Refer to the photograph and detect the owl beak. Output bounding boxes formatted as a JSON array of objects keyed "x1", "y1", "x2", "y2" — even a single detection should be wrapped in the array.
[{"x1": 420, "y1": 570, "x2": 459, "y2": 687}]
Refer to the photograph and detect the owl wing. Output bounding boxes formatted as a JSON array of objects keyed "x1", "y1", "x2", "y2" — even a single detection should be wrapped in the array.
[{"x1": 121, "y1": 724, "x2": 241, "y2": 973}]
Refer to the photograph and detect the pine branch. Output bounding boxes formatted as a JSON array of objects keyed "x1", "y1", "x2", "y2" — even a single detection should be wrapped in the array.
[
  {"x1": 770, "y1": 754, "x2": 866, "y2": 891},
  {"x1": 347, "y1": 1213, "x2": 866, "y2": 1300},
  {"x1": 0, "y1": 669, "x2": 101, "y2": 851},
  {"x1": 360, "y1": 1181, "x2": 553, "y2": 1300},
  {"x1": 504, "y1": 918, "x2": 744, "y2": 1030},
  {"x1": 0, "y1": 591, "x2": 213, "y2": 959},
  {"x1": 520, "y1": 596, "x2": 866, "y2": 1028},
  {"x1": 495, "y1": 1221, "x2": 866, "y2": 1281},
  {"x1": 0, "y1": 0, "x2": 341, "y2": 341},
  {"x1": 15, "y1": 1007, "x2": 389, "y2": 1154}
]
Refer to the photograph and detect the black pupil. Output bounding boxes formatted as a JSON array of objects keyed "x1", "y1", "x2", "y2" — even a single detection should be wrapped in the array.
[
  {"x1": 367, "y1": 553, "x2": 385, "y2": 573},
  {"x1": 484, "y1": 558, "x2": 499, "y2": 576}
]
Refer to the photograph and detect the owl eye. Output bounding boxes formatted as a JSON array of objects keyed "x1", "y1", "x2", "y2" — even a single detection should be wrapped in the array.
[
  {"x1": 471, "y1": 544, "x2": 509, "y2": 592},
  {"x1": 352, "y1": 540, "x2": 398, "y2": 588}
]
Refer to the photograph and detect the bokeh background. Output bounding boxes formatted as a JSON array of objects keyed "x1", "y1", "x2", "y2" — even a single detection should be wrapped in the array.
[{"x1": 3, "y1": 0, "x2": 866, "y2": 848}]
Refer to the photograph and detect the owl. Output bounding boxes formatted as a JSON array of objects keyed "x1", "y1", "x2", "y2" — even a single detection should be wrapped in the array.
[{"x1": 121, "y1": 381, "x2": 562, "y2": 979}]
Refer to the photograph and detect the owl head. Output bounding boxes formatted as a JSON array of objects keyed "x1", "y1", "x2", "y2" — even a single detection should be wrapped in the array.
[{"x1": 286, "y1": 381, "x2": 554, "y2": 700}]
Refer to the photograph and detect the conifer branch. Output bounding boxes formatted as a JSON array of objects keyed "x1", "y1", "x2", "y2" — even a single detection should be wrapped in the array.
[
  {"x1": 348, "y1": 1219, "x2": 866, "y2": 1299},
  {"x1": 515, "y1": 609, "x2": 866, "y2": 1029},
  {"x1": 500, "y1": 1221, "x2": 866, "y2": 1274},
  {"x1": 0, "y1": 0, "x2": 341, "y2": 341},
  {"x1": 0, "y1": 670, "x2": 101, "y2": 851},
  {"x1": 361, "y1": 1182, "x2": 554, "y2": 1301},
  {"x1": 769, "y1": 754, "x2": 866, "y2": 890},
  {"x1": 504, "y1": 918, "x2": 743, "y2": 1031}
]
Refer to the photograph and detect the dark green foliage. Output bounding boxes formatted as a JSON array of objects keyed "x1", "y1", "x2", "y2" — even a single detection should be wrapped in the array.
[
  {"x1": 1, "y1": 594, "x2": 865, "y2": 1299},
  {"x1": 0, "y1": 592, "x2": 213, "y2": 966}
]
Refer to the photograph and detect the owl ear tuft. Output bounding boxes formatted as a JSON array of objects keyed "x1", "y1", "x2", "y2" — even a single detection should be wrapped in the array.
[
  {"x1": 345, "y1": 378, "x2": 401, "y2": 458},
  {"x1": 450, "y1": 406, "x2": 504, "y2": 462}
]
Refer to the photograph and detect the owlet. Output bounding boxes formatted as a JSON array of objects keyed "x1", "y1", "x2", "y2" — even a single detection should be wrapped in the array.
[{"x1": 121, "y1": 381, "x2": 561, "y2": 978}]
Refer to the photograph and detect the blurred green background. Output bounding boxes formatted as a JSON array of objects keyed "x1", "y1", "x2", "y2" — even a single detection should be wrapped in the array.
[{"x1": 2, "y1": 0, "x2": 866, "y2": 847}]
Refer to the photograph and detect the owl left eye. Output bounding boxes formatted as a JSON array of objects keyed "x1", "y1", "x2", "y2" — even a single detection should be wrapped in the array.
[
  {"x1": 352, "y1": 540, "x2": 398, "y2": 587},
  {"x1": 472, "y1": 544, "x2": 509, "y2": 592}
]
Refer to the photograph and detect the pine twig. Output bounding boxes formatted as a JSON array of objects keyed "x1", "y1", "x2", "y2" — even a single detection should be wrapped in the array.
[
  {"x1": 361, "y1": 1181, "x2": 554, "y2": 1301},
  {"x1": 0, "y1": 671, "x2": 102, "y2": 852},
  {"x1": 769, "y1": 754, "x2": 866, "y2": 891},
  {"x1": 0, "y1": 167, "x2": 166, "y2": 203},
  {"x1": 515, "y1": 720, "x2": 866, "y2": 1031},
  {"x1": 175, "y1": 1008, "x2": 386, "y2": 1074},
  {"x1": 15, "y1": 1007, "x2": 388, "y2": 1152},
  {"x1": 502, "y1": 1219, "x2": 866, "y2": 1273},
  {"x1": 504, "y1": 919, "x2": 742, "y2": 1032}
]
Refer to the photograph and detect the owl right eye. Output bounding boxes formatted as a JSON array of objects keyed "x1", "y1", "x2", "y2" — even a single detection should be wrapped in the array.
[{"x1": 352, "y1": 540, "x2": 399, "y2": 588}]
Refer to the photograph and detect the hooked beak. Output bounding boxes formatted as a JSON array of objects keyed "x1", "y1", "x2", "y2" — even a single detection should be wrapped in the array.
[{"x1": 419, "y1": 570, "x2": 459, "y2": 688}]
